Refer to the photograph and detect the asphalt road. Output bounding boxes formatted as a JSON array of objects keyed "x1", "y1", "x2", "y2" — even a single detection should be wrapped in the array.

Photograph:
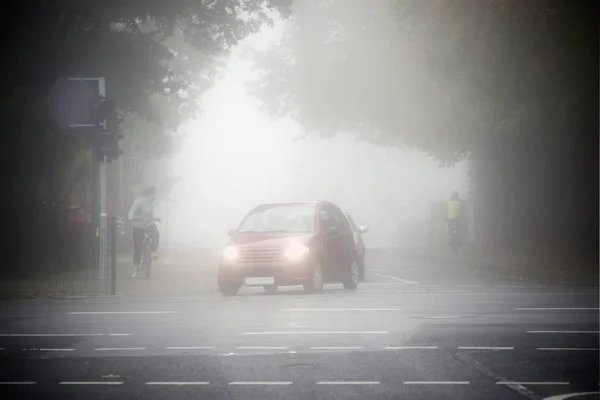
[{"x1": 0, "y1": 252, "x2": 598, "y2": 400}]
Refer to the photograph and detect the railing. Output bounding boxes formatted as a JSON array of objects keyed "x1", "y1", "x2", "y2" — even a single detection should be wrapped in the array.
[{"x1": 0, "y1": 215, "x2": 118, "y2": 298}]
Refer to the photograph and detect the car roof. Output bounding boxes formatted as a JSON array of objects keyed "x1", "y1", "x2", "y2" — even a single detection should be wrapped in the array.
[{"x1": 256, "y1": 201, "x2": 320, "y2": 207}]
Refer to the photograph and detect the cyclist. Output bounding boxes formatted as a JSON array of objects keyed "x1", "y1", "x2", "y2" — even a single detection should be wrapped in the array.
[
  {"x1": 446, "y1": 190, "x2": 462, "y2": 246},
  {"x1": 128, "y1": 186, "x2": 160, "y2": 277}
]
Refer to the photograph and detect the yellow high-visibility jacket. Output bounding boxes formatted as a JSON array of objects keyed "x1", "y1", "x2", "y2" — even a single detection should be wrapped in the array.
[{"x1": 446, "y1": 200, "x2": 461, "y2": 220}]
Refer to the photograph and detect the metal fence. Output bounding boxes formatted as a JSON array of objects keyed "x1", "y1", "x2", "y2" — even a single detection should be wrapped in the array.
[{"x1": 0, "y1": 212, "x2": 117, "y2": 298}]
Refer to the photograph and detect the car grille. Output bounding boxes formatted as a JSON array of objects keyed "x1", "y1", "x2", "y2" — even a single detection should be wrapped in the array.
[{"x1": 238, "y1": 247, "x2": 282, "y2": 263}]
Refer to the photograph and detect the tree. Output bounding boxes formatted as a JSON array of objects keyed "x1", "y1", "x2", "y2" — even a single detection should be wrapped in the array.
[
  {"x1": 251, "y1": 0, "x2": 598, "y2": 259},
  {"x1": 0, "y1": 0, "x2": 292, "y2": 274}
]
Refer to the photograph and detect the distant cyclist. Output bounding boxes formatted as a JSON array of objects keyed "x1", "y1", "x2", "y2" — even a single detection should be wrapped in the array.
[
  {"x1": 446, "y1": 190, "x2": 462, "y2": 245},
  {"x1": 128, "y1": 186, "x2": 160, "y2": 277}
]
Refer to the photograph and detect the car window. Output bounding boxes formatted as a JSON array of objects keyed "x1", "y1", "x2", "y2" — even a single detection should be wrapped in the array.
[
  {"x1": 319, "y1": 209, "x2": 334, "y2": 229},
  {"x1": 239, "y1": 205, "x2": 316, "y2": 233},
  {"x1": 344, "y1": 212, "x2": 358, "y2": 232},
  {"x1": 325, "y1": 205, "x2": 351, "y2": 233}
]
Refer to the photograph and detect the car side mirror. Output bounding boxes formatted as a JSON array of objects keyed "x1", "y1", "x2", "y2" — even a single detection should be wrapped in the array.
[
  {"x1": 228, "y1": 229, "x2": 237, "y2": 237},
  {"x1": 327, "y1": 226, "x2": 339, "y2": 236},
  {"x1": 359, "y1": 226, "x2": 369, "y2": 234}
]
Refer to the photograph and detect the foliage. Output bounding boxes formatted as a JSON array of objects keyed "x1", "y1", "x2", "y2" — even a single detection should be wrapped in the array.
[
  {"x1": 252, "y1": 0, "x2": 597, "y2": 165},
  {"x1": 251, "y1": 0, "x2": 598, "y2": 256}
]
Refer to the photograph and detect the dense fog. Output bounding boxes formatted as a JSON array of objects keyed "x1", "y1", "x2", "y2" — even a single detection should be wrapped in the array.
[{"x1": 163, "y1": 26, "x2": 469, "y2": 250}]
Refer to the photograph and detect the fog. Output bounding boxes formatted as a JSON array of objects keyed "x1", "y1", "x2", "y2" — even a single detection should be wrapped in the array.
[{"x1": 162, "y1": 18, "x2": 469, "y2": 251}]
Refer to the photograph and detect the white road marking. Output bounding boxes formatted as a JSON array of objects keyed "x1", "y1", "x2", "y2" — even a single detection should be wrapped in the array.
[
  {"x1": 385, "y1": 346, "x2": 438, "y2": 350},
  {"x1": 0, "y1": 333, "x2": 130, "y2": 337},
  {"x1": 357, "y1": 283, "x2": 407, "y2": 286},
  {"x1": 543, "y1": 392, "x2": 600, "y2": 400},
  {"x1": 229, "y1": 381, "x2": 293, "y2": 385},
  {"x1": 527, "y1": 331, "x2": 600, "y2": 334},
  {"x1": 458, "y1": 347, "x2": 514, "y2": 350},
  {"x1": 95, "y1": 347, "x2": 146, "y2": 351},
  {"x1": 146, "y1": 382, "x2": 210, "y2": 385},
  {"x1": 373, "y1": 273, "x2": 418, "y2": 284},
  {"x1": 242, "y1": 331, "x2": 389, "y2": 335},
  {"x1": 237, "y1": 346, "x2": 288, "y2": 350},
  {"x1": 165, "y1": 346, "x2": 215, "y2": 350},
  {"x1": 286, "y1": 308, "x2": 400, "y2": 311},
  {"x1": 496, "y1": 382, "x2": 570, "y2": 386},
  {"x1": 59, "y1": 382, "x2": 124, "y2": 385},
  {"x1": 317, "y1": 381, "x2": 380, "y2": 385},
  {"x1": 404, "y1": 381, "x2": 470, "y2": 385},
  {"x1": 0, "y1": 382, "x2": 37, "y2": 385},
  {"x1": 516, "y1": 308, "x2": 599, "y2": 311},
  {"x1": 24, "y1": 348, "x2": 76, "y2": 352},
  {"x1": 310, "y1": 346, "x2": 362, "y2": 350},
  {"x1": 67, "y1": 311, "x2": 178, "y2": 315},
  {"x1": 537, "y1": 348, "x2": 599, "y2": 351}
]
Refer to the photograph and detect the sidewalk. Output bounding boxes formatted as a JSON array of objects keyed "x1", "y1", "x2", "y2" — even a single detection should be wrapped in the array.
[
  {"x1": 394, "y1": 244, "x2": 598, "y2": 286},
  {"x1": 116, "y1": 247, "x2": 221, "y2": 296}
]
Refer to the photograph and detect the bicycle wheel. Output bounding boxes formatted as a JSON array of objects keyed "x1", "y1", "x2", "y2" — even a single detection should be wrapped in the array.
[{"x1": 142, "y1": 240, "x2": 152, "y2": 279}]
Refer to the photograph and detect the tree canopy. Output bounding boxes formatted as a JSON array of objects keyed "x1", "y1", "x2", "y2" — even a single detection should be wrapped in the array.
[
  {"x1": 251, "y1": 0, "x2": 598, "y2": 257},
  {"x1": 252, "y1": 0, "x2": 597, "y2": 165},
  {"x1": 1, "y1": 0, "x2": 291, "y2": 126}
]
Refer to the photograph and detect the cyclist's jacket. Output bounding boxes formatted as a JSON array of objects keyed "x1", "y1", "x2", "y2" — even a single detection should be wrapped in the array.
[
  {"x1": 446, "y1": 200, "x2": 461, "y2": 221},
  {"x1": 128, "y1": 195, "x2": 155, "y2": 229}
]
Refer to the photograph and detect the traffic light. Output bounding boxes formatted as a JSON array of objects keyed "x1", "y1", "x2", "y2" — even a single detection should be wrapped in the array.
[{"x1": 91, "y1": 96, "x2": 123, "y2": 162}]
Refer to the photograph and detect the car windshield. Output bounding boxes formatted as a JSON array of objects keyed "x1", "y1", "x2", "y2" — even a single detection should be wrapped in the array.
[{"x1": 238, "y1": 204, "x2": 316, "y2": 234}]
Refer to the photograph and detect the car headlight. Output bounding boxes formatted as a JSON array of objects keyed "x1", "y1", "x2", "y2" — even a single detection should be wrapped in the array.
[
  {"x1": 283, "y1": 243, "x2": 309, "y2": 261},
  {"x1": 222, "y1": 245, "x2": 239, "y2": 261}
]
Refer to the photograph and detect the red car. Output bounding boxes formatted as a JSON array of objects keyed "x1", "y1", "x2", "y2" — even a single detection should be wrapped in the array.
[{"x1": 217, "y1": 201, "x2": 360, "y2": 296}]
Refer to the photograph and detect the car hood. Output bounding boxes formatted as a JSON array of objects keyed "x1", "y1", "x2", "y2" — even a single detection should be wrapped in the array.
[{"x1": 229, "y1": 233, "x2": 316, "y2": 248}]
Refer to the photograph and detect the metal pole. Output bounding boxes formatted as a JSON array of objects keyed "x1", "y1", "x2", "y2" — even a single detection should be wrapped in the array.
[
  {"x1": 97, "y1": 78, "x2": 109, "y2": 281},
  {"x1": 118, "y1": 156, "x2": 124, "y2": 215},
  {"x1": 110, "y1": 216, "x2": 117, "y2": 295},
  {"x1": 99, "y1": 156, "x2": 108, "y2": 279}
]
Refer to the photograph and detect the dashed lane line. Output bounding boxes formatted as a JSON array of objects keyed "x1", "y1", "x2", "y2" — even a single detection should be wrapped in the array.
[
  {"x1": 146, "y1": 382, "x2": 210, "y2": 385},
  {"x1": 237, "y1": 346, "x2": 289, "y2": 350},
  {"x1": 373, "y1": 273, "x2": 418, "y2": 284},
  {"x1": 25, "y1": 348, "x2": 76, "y2": 352},
  {"x1": 228, "y1": 381, "x2": 293, "y2": 385},
  {"x1": 67, "y1": 311, "x2": 178, "y2": 315},
  {"x1": 242, "y1": 331, "x2": 389, "y2": 335},
  {"x1": 95, "y1": 347, "x2": 146, "y2": 351},
  {"x1": 286, "y1": 308, "x2": 400, "y2": 311},
  {"x1": 385, "y1": 346, "x2": 438, "y2": 350},
  {"x1": 317, "y1": 381, "x2": 380, "y2": 385},
  {"x1": 404, "y1": 381, "x2": 470, "y2": 385},
  {"x1": 0, "y1": 382, "x2": 37, "y2": 385},
  {"x1": 310, "y1": 346, "x2": 363, "y2": 350},
  {"x1": 59, "y1": 382, "x2": 124, "y2": 385},
  {"x1": 537, "y1": 348, "x2": 599, "y2": 351},
  {"x1": 516, "y1": 308, "x2": 599, "y2": 311},
  {"x1": 458, "y1": 347, "x2": 514, "y2": 350},
  {"x1": 165, "y1": 346, "x2": 215, "y2": 350},
  {"x1": 527, "y1": 331, "x2": 600, "y2": 334},
  {"x1": 0, "y1": 333, "x2": 131, "y2": 337},
  {"x1": 496, "y1": 382, "x2": 570, "y2": 386}
]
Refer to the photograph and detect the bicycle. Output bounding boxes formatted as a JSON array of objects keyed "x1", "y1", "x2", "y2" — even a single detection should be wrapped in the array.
[{"x1": 134, "y1": 219, "x2": 160, "y2": 279}]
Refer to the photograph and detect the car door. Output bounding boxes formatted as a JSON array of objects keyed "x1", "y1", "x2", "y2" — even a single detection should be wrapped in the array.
[
  {"x1": 318, "y1": 206, "x2": 338, "y2": 275},
  {"x1": 329, "y1": 205, "x2": 356, "y2": 271}
]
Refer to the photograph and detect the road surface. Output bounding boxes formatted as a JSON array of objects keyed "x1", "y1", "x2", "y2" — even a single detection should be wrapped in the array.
[{"x1": 0, "y1": 252, "x2": 598, "y2": 399}]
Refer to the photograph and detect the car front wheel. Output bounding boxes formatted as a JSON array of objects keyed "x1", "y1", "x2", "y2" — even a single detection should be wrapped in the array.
[
  {"x1": 303, "y1": 262, "x2": 324, "y2": 293},
  {"x1": 218, "y1": 276, "x2": 242, "y2": 296},
  {"x1": 358, "y1": 255, "x2": 365, "y2": 281},
  {"x1": 342, "y1": 259, "x2": 359, "y2": 290}
]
